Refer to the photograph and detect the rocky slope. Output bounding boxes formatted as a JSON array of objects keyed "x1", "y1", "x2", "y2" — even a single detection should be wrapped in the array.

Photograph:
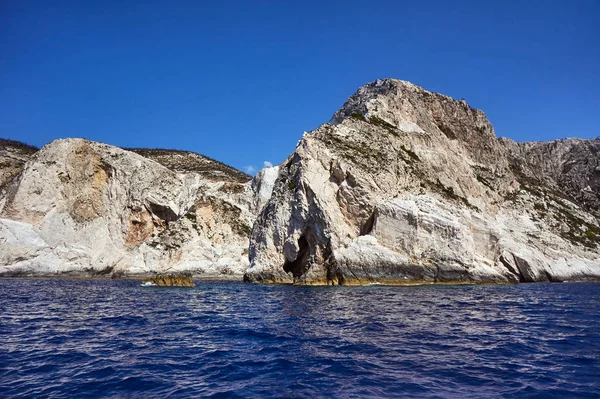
[
  {"x1": 245, "y1": 79, "x2": 600, "y2": 284},
  {"x1": 500, "y1": 137, "x2": 600, "y2": 217},
  {"x1": 126, "y1": 148, "x2": 252, "y2": 183},
  {"x1": 0, "y1": 139, "x2": 275, "y2": 277},
  {"x1": 0, "y1": 139, "x2": 38, "y2": 189}
]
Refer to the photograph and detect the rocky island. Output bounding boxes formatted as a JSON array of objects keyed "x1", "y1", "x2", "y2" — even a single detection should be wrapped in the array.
[{"x1": 1, "y1": 79, "x2": 599, "y2": 284}]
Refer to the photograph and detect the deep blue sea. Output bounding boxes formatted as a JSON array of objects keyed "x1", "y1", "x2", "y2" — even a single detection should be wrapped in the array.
[{"x1": 1, "y1": 279, "x2": 599, "y2": 398}]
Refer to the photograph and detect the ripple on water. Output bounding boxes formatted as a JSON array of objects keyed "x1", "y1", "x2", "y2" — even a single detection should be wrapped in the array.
[{"x1": 0, "y1": 279, "x2": 599, "y2": 398}]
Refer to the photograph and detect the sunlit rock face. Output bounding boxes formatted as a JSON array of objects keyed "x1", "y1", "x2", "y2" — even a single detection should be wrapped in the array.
[
  {"x1": 2, "y1": 79, "x2": 599, "y2": 283},
  {"x1": 0, "y1": 138, "x2": 277, "y2": 277},
  {"x1": 245, "y1": 79, "x2": 600, "y2": 285}
]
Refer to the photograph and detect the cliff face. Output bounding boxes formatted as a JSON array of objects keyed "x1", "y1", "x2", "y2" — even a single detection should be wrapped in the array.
[
  {"x1": 0, "y1": 139, "x2": 275, "y2": 277},
  {"x1": 2, "y1": 79, "x2": 598, "y2": 283},
  {"x1": 245, "y1": 79, "x2": 600, "y2": 284}
]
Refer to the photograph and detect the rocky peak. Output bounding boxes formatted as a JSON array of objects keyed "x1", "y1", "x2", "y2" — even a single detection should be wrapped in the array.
[
  {"x1": 331, "y1": 79, "x2": 504, "y2": 166},
  {"x1": 246, "y1": 79, "x2": 600, "y2": 285},
  {"x1": 333, "y1": 79, "x2": 424, "y2": 123}
]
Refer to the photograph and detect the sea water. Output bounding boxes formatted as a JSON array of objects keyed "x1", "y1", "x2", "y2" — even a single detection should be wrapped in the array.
[{"x1": 1, "y1": 279, "x2": 599, "y2": 398}]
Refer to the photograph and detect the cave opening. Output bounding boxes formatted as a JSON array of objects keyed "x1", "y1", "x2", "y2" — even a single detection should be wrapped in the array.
[{"x1": 283, "y1": 235, "x2": 310, "y2": 278}]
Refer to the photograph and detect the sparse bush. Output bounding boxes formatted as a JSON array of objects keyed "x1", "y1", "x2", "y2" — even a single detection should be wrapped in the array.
[{"x1": 351, "y1": 112, "x2": 366, "y2": 121}]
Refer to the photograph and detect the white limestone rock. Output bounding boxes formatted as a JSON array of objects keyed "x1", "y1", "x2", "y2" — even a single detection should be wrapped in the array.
[
  {"x1": 252, "y1": 165, "x2": 281, "y2": 213},
  {"x1": 245, "y1": 79, "x2": 600, "y2": 284},
  {"x1": 2, "y1": 79, "x2": 598, "y2": 285},
  {"x1": 0, "y1": 138, "x2": 262, "y2": 277}
]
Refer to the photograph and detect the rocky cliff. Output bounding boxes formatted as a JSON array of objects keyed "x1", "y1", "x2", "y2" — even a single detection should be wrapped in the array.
[
  {"x1": 2, "y1": 79, "x2": 598, "y2": 283},
  {"x1": 245, "y1": 79, "x2": 600, "y2": 284},
  {"x1": 0, "y1": 139, "x2": 275, "y2": 277}
]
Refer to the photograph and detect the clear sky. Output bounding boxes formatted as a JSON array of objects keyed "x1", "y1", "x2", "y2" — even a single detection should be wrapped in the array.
[{"x1": 1, "y1": 1, "x2": 598, "y2": 174}]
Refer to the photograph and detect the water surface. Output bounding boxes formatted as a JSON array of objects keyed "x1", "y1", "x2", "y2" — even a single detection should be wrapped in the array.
[{"x1": 1, "y1": 279, "x2": 599, "y2": 398}]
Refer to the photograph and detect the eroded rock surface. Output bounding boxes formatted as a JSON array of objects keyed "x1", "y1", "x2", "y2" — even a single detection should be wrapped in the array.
[
  {"x1": 0, "y1": 139, "x2": 273, "y2": 277},
  {"x1": 245, "y1": 79, "x2": 600, "y2": 284}
]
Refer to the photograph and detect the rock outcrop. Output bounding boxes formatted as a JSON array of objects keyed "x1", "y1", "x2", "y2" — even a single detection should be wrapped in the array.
[
  {"x1": 245, "y1": 79, "x2": 600, "y2": 284},
  {"x1": 141, "y1": 274, "x2": 196, "y2": 287},
  {"x1": 0, "y1": 139, "x2": 273, "y2": 277}
]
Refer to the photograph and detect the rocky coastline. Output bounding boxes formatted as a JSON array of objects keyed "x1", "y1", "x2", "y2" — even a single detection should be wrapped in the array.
[{"x1": 2, "y1": 79, "x2": 599, "y2": 284}]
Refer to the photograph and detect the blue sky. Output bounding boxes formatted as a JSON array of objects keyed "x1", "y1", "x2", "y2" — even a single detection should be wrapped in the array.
[{"x1": 1, "y1": 1, "x2": 598, "y2": 174}]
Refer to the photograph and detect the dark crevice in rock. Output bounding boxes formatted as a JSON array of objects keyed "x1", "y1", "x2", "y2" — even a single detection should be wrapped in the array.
[
  {"x1": 92, "y1": 265, "x2": 115, "y2": 276},
  {"x1": 499, "y1": 253, "x2": 524, "y2": 282},
  {"x1": 325, "y1": 255, "x2": 340, "y2": 285},
  {"x1": 543, "y1": 269, "x2": 560, "y2": 283},
  {"x1": 283, "y1": 235, "x2": 310, "y2": 278},
  {"x1": 360, "y1": 211, "x2": 375, "y2": 236},
  {"x1": 433, "y1": 264, "x2": 441, "y2": 283},
  {"x1": 146, "y1": 202, "x2": 179, "y2": 223},
  {"x1": 335, "y1": 259, "x2": 362, "y2": 286},
  {"x1": 329, "y1": 160, "x2": 345, "y2": 185},
  {"x1": 101, "y1": 162, "x2": 115, "y2": 179},
  {"x1": 436, "y1": 123, "x2": 457, "y2": 140},
  {"x1": 512, "y1": 254, "x2": 537, "y2": 283},
  {"x1": 345, "y1": 171, "x2": 357, "y2": 188}
]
